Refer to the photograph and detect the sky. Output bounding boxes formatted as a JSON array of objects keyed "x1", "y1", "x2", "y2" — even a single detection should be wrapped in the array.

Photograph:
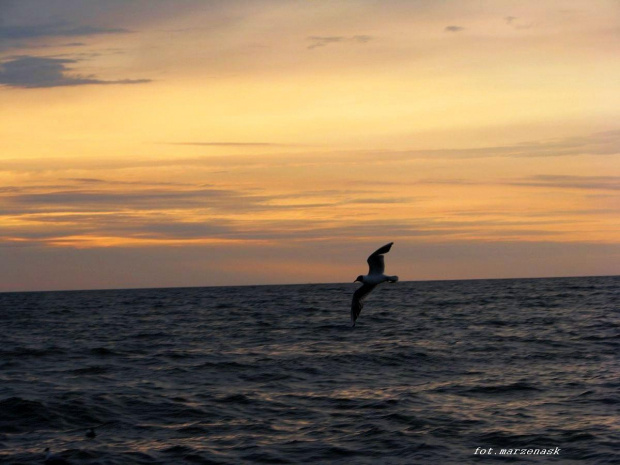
[{"x1": 0, "y1": 0, "x2": 619, "y2": 292}]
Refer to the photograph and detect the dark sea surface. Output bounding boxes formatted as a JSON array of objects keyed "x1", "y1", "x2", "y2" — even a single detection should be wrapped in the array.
[{"x1": 0, "y1": 276, "x2": 618, "y2": 464}]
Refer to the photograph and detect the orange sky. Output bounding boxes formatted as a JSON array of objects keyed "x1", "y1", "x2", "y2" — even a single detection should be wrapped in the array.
[{"x1": 1, "y1": 0, "x2": 618, "y2": 291}]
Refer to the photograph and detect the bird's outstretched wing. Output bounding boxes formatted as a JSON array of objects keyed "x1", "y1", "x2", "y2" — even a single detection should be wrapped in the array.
[
  {"x1": 367, "y1": 242, "x2": 394, "y2": 275},
  {"x1": 351, "y1": 283, "x2": 377, "y2": 326}
]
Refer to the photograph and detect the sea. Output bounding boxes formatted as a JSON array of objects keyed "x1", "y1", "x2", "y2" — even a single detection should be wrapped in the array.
[{"x1": 0, "y1": 276, "x2": 618, "y2": 464}]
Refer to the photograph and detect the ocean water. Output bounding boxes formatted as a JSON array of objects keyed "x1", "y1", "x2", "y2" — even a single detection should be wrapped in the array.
[{"x1": 0, "y1": 276, "x2": 618, "y2": 464}]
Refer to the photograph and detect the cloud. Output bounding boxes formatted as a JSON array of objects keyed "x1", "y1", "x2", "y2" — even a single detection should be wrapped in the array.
[
  {"x1": 1, "y1": 181, "x2": 411, "y2": 217},
  {"x1": 0, "y1": 210, "x2": 460, "y2": 246},
  {"x1": 307, "y1": 35, "x2": 373, "y2": 49},
  {"x1": 167, "y1": 142, "x2": 288, "y2": 147},
  {"x1": 4, "y1": 186, "x2": 247, "y2": 212},
  {"x1": 0, "y1": 130, "x2": 618, "y2": 180},
  {"x1": 0, "y1": 55, "x2": 151, "y2": 88},
  {"x1": 414, "y1": 174, "x2": 620, "y2": 193},
  {"x1": 0, "y1": 177, "x2": 423, "y2": 246},
  {"x1": 444, "y1": 25, "x2": 465, "y2": 32},
  {"x1": 0, "y1": 180, "x2": 584, "y2": 245},
  {"x1": 510, "y1": 175, "x2": 620, "y2": 191},
  {"x1": 0, "y1": 22, "x2": 131, "y2": 41},
  {"x1": 380, "y1": 130, "x2": 620, "y2": 160},
  {"x1": 504, "y1": 15, "x2": 533, "y2": 30}
]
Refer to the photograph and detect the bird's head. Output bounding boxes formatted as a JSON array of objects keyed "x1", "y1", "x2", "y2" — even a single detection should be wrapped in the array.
[{"x1": 354, "y1": 275, "x2": 364, "y2": 283}]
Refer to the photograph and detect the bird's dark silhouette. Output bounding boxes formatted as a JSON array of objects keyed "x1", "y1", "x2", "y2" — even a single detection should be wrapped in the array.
[{"x1": 351, "y1": 242, "x2": 398, "y2": 326}]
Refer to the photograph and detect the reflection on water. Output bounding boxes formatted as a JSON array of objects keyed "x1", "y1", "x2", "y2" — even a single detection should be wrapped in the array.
[{"x1": 0, "y1": 276, "x2": 618, "y2": 464}]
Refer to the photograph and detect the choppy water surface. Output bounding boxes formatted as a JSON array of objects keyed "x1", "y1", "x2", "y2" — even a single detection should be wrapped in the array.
[{"x1": 0, "y1": 276, "x2": 618, "y2": 464}]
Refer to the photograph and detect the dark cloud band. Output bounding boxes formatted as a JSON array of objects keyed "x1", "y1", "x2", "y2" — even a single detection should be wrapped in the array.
[
  {"x1": 0, "y1": 56, "x2": 150, "y2": 88},
  {"x1": 0, "y1": 23, "x2": 130, "y2": 41}
]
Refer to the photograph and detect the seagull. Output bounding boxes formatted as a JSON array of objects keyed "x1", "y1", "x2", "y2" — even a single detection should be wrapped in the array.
[
  {"x1": 44, "y1": 448, "x2": 72, "y2": 465},
  {"x1": 351, "y1": 242, "x2": 399, "y2": 326}
]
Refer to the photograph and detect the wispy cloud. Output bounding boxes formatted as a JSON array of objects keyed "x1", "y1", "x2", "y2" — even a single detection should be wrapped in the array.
[
  {"x1": 167, "y1": 142, "x2": 289, "y2": 147},
  {"x1": 503, "y1": 15, "x2": 533, "y2": 30},
  {"x1": 1, "y1": 181, "x2": 410, "y2": 217},
  {"x1": 383, "y1": 130, "x2": 620, "y2": 160},
  {"x1": 412, "y1": 175, "x2": 620, "y2": 193},
  {"x1": 0, "y1": 56, "x2": 150, "y2": 88},
  {"x1": 0, "y1": 179, "x2": 418, "y2": 246},
  {"x1": 510, "y1": 175, "x2": 620, "y2": 191},
  {"x1": 0, "y1": 130, "x2": 618, "y2": 178},
  {"x1": 307, "y1": 35, "x2": 373, "y2": 49},
  {"x1": 3, "y1": 186, "x2": 254, "y2": 213},
  {"x1": 1, "y1": 169, "x2": 604, "y2": 249},
  {"x1": 444, "y1": 25, "x2": 465, "y2": 32},
  {"x1": 0, "y1": 208, "x2": 581, "y2": 247},
  {"x1": 0, "y1": 22, "x2": 131, "y2": 41}
]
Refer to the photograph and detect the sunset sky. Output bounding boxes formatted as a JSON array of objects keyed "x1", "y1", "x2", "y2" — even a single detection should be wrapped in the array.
[{"x1": 1, "y1": 0, "x2": 618, "y2": 291}]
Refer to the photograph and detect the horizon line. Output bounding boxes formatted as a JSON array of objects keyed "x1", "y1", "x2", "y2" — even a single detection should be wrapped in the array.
[{"x1": 1, "y1": 273, "x2": 617, "y2": 295}]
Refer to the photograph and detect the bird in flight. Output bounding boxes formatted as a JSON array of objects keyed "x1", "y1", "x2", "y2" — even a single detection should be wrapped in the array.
[{"x1": 351, "y1": 242, "x2": 399, "y2": 326}]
